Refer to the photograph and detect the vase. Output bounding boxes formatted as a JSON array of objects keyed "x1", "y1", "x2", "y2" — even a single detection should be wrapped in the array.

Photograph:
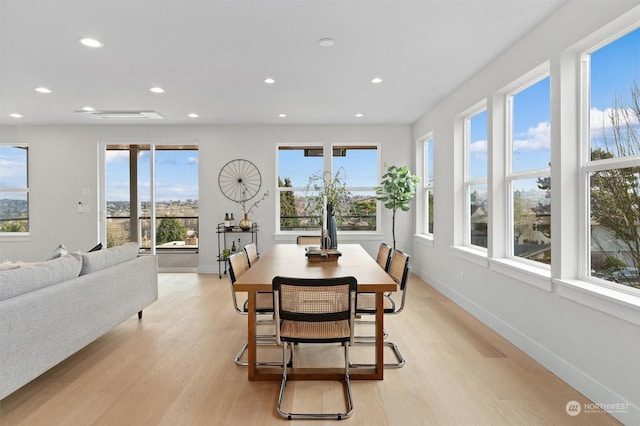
[
  {"x1": 239, "y1": 213, "x2": 252, "y2": 231},
  {"x1": 326, "y1": 203, "x2": 338, "y2": 249}
]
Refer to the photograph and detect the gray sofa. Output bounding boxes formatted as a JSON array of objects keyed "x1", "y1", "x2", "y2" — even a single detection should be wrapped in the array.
[{"x1": 0, "y1": 242, "x2": 158, "y2": 400}]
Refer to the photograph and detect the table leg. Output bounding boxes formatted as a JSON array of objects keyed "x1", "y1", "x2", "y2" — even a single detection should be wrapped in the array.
[
  {"x1": 374, "y1": 291, "x2": 385, "y2": 380},
  {"x1": 247, "y1": 291, "x2": 257, "y2": 380}
]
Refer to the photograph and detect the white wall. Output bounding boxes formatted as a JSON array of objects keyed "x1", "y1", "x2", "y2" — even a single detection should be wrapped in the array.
[
  {"x1": 0, "y1": 124, "x2": 412, "y2": 267},
  {"x1": 412, "y1": 1, "x2": 640, "y2": 424}
]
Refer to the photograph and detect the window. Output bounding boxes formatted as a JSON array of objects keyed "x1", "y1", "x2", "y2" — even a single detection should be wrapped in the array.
[
  {"x1": 583, "y1": 27, "x2": 640, "y2": 290},
  {"x1": 0, "y1": 144, "x2": 29, "y2": 233},
  {"x1": 464, "y1": 108, "x2": 488, "y2": 249},
  {"x1": 277, "y1": 144, "x2": 379, "y2": 233},
  {"x1": 421, "y1": 135, "x2": 434, "y2": 235},
  {"x1": 104, "y1": 143, "x2": 199, "y2": 253},
  {"x1": 506, "y1": 75, "x2": 551, "y2": 265}
]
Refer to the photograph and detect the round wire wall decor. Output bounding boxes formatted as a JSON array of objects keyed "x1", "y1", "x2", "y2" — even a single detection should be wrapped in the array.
[{"x1": 218, "y1": 159, "x2": 262, "y2": 202}]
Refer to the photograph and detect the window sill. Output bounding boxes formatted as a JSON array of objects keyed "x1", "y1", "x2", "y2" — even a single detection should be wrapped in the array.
[
  {"x1": 0, "y1": 233, "x2": 31, "y2": 242},
  {"x1": 451, "y1": 245, "x2": 489, "y2": 268},
  {"x1": 490, "y1": 258, "x2": 552, "y2": 292},
  {"x1": 414, "y1": 234, "x2": 434, "y2": 248},
  {"x1": 555, "y1": 279, "x2": 640, "y2": 326}
]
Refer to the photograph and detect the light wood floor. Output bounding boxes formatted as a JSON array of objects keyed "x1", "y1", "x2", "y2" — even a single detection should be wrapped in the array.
[{"x1": 0, "y1": 273, "x2": 621, "y2": 425}]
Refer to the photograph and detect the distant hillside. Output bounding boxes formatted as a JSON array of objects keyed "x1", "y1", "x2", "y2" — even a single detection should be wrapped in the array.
[{"x1": 0, "y1": 199, "x2": 27, "y2": 220}]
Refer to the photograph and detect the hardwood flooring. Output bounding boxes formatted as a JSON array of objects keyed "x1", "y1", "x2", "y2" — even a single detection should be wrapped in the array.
[{"x1": 0, "y1": 273, "x2": 621, "y2": 425}]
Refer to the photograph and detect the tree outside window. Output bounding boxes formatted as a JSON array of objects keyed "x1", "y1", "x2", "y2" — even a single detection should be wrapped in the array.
[
  {"x1": 277, "y1": 145, "x2": 378, "y2": 233},
  {"x1": 507, "y1": 75, "x2": 551, "y2": 265},
  {"x1": 586, "y1": 27, "x2": 640, "y2": 290}
]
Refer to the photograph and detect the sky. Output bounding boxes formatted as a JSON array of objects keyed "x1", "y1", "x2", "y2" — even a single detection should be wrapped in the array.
[
  {"x1": 105, "y1": 149, "x2": 199, "y2": 202},
  {"x1": 468, "y1": 26, "x2": 640, "y2": 187},
  {"x1": 1, "y1": 28, "x2": 638, "y2": 203},
  {"x1": 278, "y1": 148, "x2": 379, "y2": 190}
]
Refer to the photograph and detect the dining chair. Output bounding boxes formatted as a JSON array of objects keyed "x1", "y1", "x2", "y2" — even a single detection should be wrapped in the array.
[
  {"x1": 243, "y1": 242, "x2": 259, "y2": 266},
  {"x1": 352, "y1": 249, "x2": 410, "y2": 368},
  {"x1": 296, "y1": 235, "x2": 321, "y2": 245},
  {"x1": 375, "y1": 242, "x2": 392, "y2": 272},
  {"x1": 227, "y1": 252, "x2": 280, "y2": 367},
  {"x1": 272, "y1": 275, "x2": 357, "y2": 420}
]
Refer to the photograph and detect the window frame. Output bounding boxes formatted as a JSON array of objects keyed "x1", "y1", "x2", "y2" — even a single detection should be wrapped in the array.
[
  {"x1": 0, "y1": 142, "x2": 29, "y2": 238},
  {"x1": 504, "y1": 72, "x2": 552, "y2": 270},
  {"x1": 579, "y1": 30, "x2": 640, "y2": 295},
  {"x1": 463, "y1": 103, "x2": 489, "y2": 253},
  {"x1": 275, "y1": 142, "x2": 381, "y2": 236},
  {"x1": 417, "y1": 133, "x2": 434, "y2": 238}
]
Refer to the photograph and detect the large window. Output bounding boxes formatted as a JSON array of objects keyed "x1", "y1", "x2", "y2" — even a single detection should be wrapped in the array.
[
  {"x1": 0, "y1": 144, "x2": 29, "y2": 233},
  {"x1": 506, "y1": 75, "x2": 551, "y2": 265},
  {"x1": 464, "y1": 108, "x2": 488, "y2": 249},
  {"x1": 584, "y1": 27, "x2": 640, "y2": 290},
  {"x1": 277, "y1": 144, "x2": 379, "y2": 233},
  {"x1": 104, "y1": 144, "x2": 199, "y2": 252},
  {"x1": 421, "y1": 135, "x2": 434, "y2": 235}
]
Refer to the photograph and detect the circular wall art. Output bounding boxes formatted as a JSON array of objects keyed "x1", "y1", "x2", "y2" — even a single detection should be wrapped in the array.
[{"x1": 218, "y1": 159, "x2": 262, "y2": 202}]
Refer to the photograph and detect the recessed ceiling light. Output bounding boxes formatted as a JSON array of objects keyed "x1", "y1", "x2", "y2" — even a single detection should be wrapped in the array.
[
  {"x1": 188, "y1": 113, "x2": 199, "y2": 118},
  {"x1": 35, "y1": 87, "x2": 52, "y2": 93},
  {"x1": 82, "y1": 106, "x2": 95, "y2": 112},
  {"x1": 278, "y1": 113, "x2": 287, "y2": 118},
  {"x1": 78, "y1": 37, "x2": 103, "y2": 48},
  {"x1": 355, "y1": 113, "x2": 364, "y2": 118},
  {"x1": 371, "y1": 77, "x2": 383, "y2": 84},
  {"x1": 150, "y1": 87, "x2": 165, "y2": 94},
  {"x1": 9, "y1": 113, "x2": 23, "y2": 118},
  {"x1": 264, "y1": 78, "x2": 276, "y2": 84},
  {"x1": 318, "y1": 38, "x2": 335, "y2": 47}
]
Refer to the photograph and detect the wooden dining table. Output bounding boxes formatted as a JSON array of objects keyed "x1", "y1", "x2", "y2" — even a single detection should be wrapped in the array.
[{"x1": 232, "y1": 243, "x2": 398, "y2": 381}]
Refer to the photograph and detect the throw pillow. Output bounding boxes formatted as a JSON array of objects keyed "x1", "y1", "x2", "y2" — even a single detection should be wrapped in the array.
[
  {"x1": 87, "y1": 242, "x2": 103, "y2": 252},
  {"x1": 0, "y1": 261, "x2": 22, "y2": 271},
  {"x1": 46, "y1": 243, "x2": 68, "y2": 260},
  {"x1": 80, "y1": 242, "x2": 139, "y2": 275}
]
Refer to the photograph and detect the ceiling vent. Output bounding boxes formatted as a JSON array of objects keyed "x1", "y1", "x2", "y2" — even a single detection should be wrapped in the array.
[{"x1": 75, "y1": 110, "x2": 165, "y2": 119}]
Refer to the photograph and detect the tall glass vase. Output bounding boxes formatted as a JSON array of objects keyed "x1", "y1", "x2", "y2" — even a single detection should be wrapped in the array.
[{"x1": 326, "y1": 203, "x2": 338, "y2": 249}]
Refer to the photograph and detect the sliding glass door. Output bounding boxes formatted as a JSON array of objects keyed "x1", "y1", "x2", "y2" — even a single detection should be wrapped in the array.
[{"x1": 100, "y1": 141, "x2": 198, "y2": 269}]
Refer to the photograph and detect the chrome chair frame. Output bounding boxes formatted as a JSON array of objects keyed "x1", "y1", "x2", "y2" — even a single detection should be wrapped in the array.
[
  {"x1": 273, "y1": 276, "x2": 357, "y2": 420},
  {"x1": 228, "y1": 252, "x2": 283, "y2": 367},
  {"x1": 352, "y1": 250, "x2": 410, "y2": 368}
]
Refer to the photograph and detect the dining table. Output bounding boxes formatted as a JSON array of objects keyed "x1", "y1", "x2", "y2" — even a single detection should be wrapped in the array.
[{"x1": 232, "y1": 243, "x2": 398, "y2": 381}]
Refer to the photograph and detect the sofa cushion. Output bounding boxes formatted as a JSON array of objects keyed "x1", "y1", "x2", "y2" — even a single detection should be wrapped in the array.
[
  {"x1": 80, "y1": 242, "x2": 139, "y2": 275},
  {"x1": 0, "y1": 253, "x2": 82, "y2": 301}
]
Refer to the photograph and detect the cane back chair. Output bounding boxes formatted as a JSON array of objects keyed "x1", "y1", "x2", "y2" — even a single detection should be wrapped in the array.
[
  {"x1": 353, "y1": 249, "x2": 410, "y2": 368},
  {"x1": 272, "y1": 276, "x2": 357, "y2": 420},
  {"x1": 296, "y1": 235, "x2": 321, "y2": 245},
  {"x1": 243, "y1": 242, "x2": 259, "y2": 266},
  {"x1": 228, "y1": 252, "x2": 280, "y2": 367}
]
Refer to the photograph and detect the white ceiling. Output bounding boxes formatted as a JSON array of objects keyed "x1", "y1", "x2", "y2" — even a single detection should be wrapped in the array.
[{"x1": 0, "y1": 0, "x2": 567, "y2": 126}]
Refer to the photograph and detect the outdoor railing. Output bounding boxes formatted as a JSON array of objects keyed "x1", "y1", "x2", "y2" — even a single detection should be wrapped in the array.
[{"x1": 106, "y1": 216, "x2": 199, "y2": 250}]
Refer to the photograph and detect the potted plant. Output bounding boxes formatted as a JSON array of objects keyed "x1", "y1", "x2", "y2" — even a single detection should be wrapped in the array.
[
  {"x1": 375, "y1": 163, "x2": 421, "y2": 250},
  {"x1": 304, "y1": 168, "x2": 352, "y2": 248},
  {"x1": 236, "y1": 190, "x2": 269, "y2": 230}
]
